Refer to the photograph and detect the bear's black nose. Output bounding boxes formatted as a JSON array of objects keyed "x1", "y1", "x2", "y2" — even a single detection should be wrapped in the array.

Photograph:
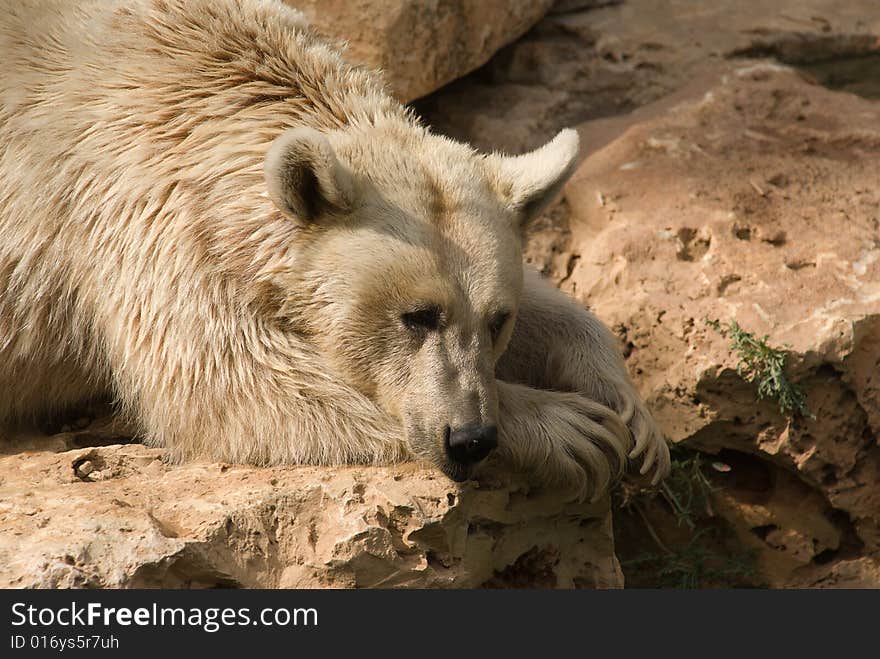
[{"x1": 445, "y1": 424, "x2": 498, "y2": 466}]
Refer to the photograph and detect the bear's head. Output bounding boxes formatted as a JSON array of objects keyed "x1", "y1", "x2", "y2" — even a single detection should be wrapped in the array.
[{"x1": 263, "y1": 121, "x2": 579, "y2": 481}]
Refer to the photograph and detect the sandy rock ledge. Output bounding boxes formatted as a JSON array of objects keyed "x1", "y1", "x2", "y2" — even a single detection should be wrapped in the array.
[{"x1": 0, "y1": 425, "x2": 621, "y2": 589}]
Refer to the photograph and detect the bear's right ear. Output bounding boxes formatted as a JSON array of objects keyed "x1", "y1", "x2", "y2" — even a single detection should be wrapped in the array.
[{"x1": 264, "y1": 127, "x2": 358, "y2": 224}]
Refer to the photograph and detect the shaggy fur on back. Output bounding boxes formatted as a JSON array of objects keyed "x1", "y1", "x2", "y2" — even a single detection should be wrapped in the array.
[{"x1": 1, "y1": 0, "x2": 412, "y2": 459}]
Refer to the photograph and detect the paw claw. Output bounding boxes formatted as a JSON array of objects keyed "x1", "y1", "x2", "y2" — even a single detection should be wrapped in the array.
[
  {"x1": 638, "y1": 446, "x2": 657, "y2": 475},
  {"x1": 617, "y1": 394, "x2": 636, "y2": 426},
  {"x1": 650, "y1": 468, "x2": 664, "y2": 486},
  {"x1": 624, "y1": 402, "x2": 671, "y2": 483}
]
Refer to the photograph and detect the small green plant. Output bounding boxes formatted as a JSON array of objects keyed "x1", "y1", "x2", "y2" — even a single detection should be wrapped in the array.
[
  {"x1": 659, "y1": 445, "x2": 714, "y2": 530},
  {"x1": 618, "y1": 444, "x2": 714, "y2": 534},
  {"x1": 623, "y1": 528, "x2": 758, "y2": 589},
  {"x1": 705, "y1": 318, "x2": 814, "y2": 419},
  {"x1": 616, "y1": 445, "x2": 760, "y2": 588}
]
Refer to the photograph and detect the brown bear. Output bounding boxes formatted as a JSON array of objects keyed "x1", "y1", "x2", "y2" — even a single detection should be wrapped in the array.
[{"x1": 0, "y1": 0, "x2": 669, "y2": 500}]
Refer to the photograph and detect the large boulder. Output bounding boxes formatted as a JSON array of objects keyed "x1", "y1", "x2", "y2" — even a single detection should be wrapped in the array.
[
  {"x1": 0, "y1": 419, "x2": 621, "y2": 588},
  {"x1": 529, "y1": 65, "x2": 880, "y2": 587},
  {"x1": 288, "y1": 0, "x2": 555, "y2": 102}
]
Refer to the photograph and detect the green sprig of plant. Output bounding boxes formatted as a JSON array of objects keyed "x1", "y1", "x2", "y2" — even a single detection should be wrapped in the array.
[
  {"x1": 616, "y1": 445, "x2": 759, "y2": 588},
  {"x1": 623, "y1": 527, "x2": 758, "y2": 589},
  {"x1": 660, "y1": 444, "x2": 714, "y2": 530},
  {"x1": 705, "y1": 318, "x2": 814, "y2": 419},
  {"x1": 618, "y1": 444, "x2": 714, "y2": 533}
]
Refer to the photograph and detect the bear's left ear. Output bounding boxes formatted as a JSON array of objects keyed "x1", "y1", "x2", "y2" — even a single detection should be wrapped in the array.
[
  {"x1": 488, "y1": 129, "x2": 580, "y2": 229},
  {"x1": 264, "y1": 127, "x2": 358, "y2": 225}
]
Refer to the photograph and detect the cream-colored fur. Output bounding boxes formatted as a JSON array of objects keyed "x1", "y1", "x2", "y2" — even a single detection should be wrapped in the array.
[{"x1": 0, "y1": 0, "x2": 669, "y2": 500}]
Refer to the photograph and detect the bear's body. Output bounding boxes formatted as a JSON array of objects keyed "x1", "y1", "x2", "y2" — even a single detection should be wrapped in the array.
[{"x1": 0, "y1": 0, "x2": 668, "y2": 497}]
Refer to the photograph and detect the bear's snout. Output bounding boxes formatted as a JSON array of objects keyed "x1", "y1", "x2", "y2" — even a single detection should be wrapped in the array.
[{"x1": 444, "y1": 423, "x2": 498, "y2": 470}]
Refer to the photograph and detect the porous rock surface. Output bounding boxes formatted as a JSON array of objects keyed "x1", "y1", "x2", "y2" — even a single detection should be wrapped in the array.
[
  {"x1": 0, "y1": 419, "x2": 621, "y2": 589},
  {"x1": 532, "y1": 67, "x2": 880, "y2": 587}
]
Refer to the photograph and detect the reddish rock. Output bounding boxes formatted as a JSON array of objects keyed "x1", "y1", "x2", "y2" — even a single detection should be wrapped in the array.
[
  {"x1": 289, "y1": 0, "x2": 555, "y2": 102},
  {"x1": 0, "y1": 421, "x2": 621, "y2": 589},
  {"x1": 533, "y1": 65, "x2": 880, "y2": 586}
]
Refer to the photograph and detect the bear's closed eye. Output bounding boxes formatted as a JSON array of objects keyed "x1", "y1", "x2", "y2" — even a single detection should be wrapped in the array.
[{"x1": 401, "y1": 306, "x2": 442, "y2": 333}]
